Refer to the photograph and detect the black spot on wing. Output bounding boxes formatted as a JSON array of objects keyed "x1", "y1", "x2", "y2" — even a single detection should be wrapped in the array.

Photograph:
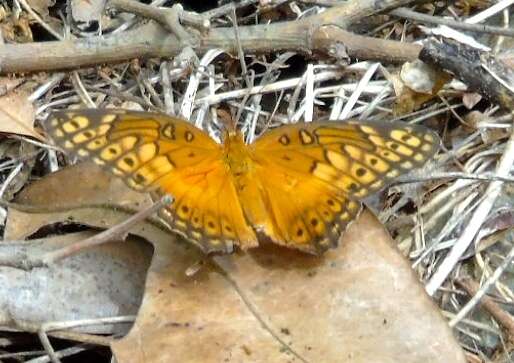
[
  {"x1": 278, "y1": 134, "x2": 290, "y2": 146},
  {"x1": 299, "y1": 129, "x2": 315, "y2": 145},
  {"x1": 185, "y1": 130, "x2": 194, "y2": 142},
  {"x1": 162, "y1": 123, "x2": 175, "y2": 140}
]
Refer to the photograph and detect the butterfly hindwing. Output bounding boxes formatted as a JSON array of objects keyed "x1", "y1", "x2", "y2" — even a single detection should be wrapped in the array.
[
  {"x1": 251, "y1": 162, "x2": 362, "y2": 253},
  {"x1": 156, "y1": 157, "x2": 258, "y2": 252}
]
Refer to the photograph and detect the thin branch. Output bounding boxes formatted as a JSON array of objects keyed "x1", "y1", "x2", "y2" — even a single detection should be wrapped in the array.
[
  {"x1": 391, "y1": 7, "x2": 514, "y2": 38},
  {"x1": 25, "y1": 346, "x2": 87, "y2": 363},
  {"x1": 17, "y1": 0, "x2": 63, "y2": 39},
  {"x1": 37, "y1": 331, "x2": 61, "y2": 363},
  {"x1": 109, "y1": 0, "x2": 210, "y2": 34},
  {"x1": 395, "y1": 171, "x2": 514, "y2": 185},
  {"x1": 455, "y1": 276, "x2": 514, "y2": 341}
]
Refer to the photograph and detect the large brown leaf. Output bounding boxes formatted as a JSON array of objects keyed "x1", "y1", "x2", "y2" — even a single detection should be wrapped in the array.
[{"x1": 112, "y1": 213, "x2": 465, "y2": 363}]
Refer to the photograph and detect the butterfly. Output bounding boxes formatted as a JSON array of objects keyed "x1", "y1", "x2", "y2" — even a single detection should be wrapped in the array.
[{"x1": 46, "y1": 109, "x2": 438, "y2": 255}]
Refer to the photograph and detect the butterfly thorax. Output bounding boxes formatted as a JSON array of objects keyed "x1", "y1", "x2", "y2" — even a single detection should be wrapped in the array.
[{"x1": 222, "y1": 130, "x2": 255, "y2": 177}]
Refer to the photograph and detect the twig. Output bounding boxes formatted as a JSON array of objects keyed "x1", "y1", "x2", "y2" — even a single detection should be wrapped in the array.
[
  {"x1": 339, "y1": 62, "x2": 379, "y2": 119},
  {"x1": 419, "y1": 40, "x2": 514, "y2": 110},
  {"x1": 465, "y1": 0, "x2": 514, "y2": 24},
  {"x1": 140, "y1": 74, "x2": 165, "y2": 109},
  {"x1": 25, "y1": 346, "x2": 87, "y2": 363},
  {"x1": 196, "y1": 69, "x2": 348, "y2": 105},
  {"x1": 308, "y1": 0, "x2": 514, "y2": 38},
  {"x1": 202, "y1": 0, "x2": 258, "y2": 19},
  {"x1": 0, "y1": 351, "x2": 46, "y2": 359},
  {"x1": 231, "y1": 7, "x2": 251, "y2": 88},
  {"x1": 86, "y1": 85, "x2": 161, "y2": 111},
  {"x1": 19, "y1": 316, "x2": 134, "y2": 359},
  {"x1": 395, "y1": 171, "x2": 514, "y2": 185},
  {"x1": 160, "y1": 61, "x2": 175, "y2": 114},
  {"x1": 391, "y1": 7, "x2": 514, "y2": 38},
  {"x1": 304, "y1": 64, "x2": 315, "y2": 122},
  {"x1": 28, "y1": 73, "x2": 66, "y2": 102},
  {"x1": 47, "y1": 331, "x2": 114, "y2": 346},
  {"x1": 41, "y1": 316, "x2": 135, "y2": 332},
  {"x1": 455, "y1": 277, "x2": 514, "y2": 342},
  {"x1": 0, "y1": 163, "x2": 23, "y2": 200},
  {"x1": 109, "y1": 0, "x2": 210, "y2": 36},
  {"x1": 181, "y1": 48, "x2": 224, "y2": 119},
  {"x1": 12, "y1": 315, "x2": 135, "y2": 333},
  {"x1": 17, "y1": 0, "x2": 63, "y2": 39},
  {"x1": 230, "y1": 7, "x2": 253, "y2": 125},
  {"x1": 71, "y1": 72, "x2": 96, "y2": 108},
  {"x1": 37, "y1": 331, "x2": 60, "y2": 363},
  {"x1": 41, "y1": 196, "x2": 171, "y2": 264}
]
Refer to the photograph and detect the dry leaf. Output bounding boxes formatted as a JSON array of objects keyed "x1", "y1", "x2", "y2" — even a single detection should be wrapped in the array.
[
  {"x1": 0, "y1": 15, "x2": 33, "y2": 43},
  {"x1": 0, "y1": 232, "x2": 150, "y2": 334},
  {"x1": 0, "y1": 78, "x2": 24, "y2": 96},
  {"x1": 0, "y1": 87, "x2": 42, "y2": 140},
  {"x1": 110, "y1": 210, "x2": 465, "y2": 363},
  {"x1": 71, "y1": 0, "x2": 106, "y2": 23},
  {"x1": 5, "y1": 162, "x2": 152, "y2": 240},
  {"x1": 0, "y1": 140, "x2": 37, "y2": 201},
  {"x1": 27, "y1": 0, "x2": 56, "y2": 18},
  {"x1": 462, "y1": 92, "x2": 483, "y2": 109}
]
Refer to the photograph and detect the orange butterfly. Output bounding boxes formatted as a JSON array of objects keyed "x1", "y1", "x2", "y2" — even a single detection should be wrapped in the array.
[{"x1": 46, "y1": 109, "x2": 438, "y2": 254}]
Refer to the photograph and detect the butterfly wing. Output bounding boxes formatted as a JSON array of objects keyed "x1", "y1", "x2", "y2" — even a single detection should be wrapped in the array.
[
  {"x1": 46, "y1": 109, "x2": 257, "y2": 253},
  {"x1": 249, "y1": 162, "x2": 363, "y2": 254},
  {"x1": 249, "y1": 119, "x2": 438, "y2": 254}
]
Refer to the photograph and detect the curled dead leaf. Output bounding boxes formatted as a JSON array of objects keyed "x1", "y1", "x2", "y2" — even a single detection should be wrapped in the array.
[{"x1": 0, "y1": 85, "x2": 43, "y2": 140}]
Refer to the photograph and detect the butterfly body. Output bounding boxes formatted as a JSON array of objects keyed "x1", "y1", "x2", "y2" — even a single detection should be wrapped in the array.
[
  {"x1": 47, "y1": 109, "x2": 439, "y2": 255},
  {"x1": 222, "y1": 131, "x2": 254, "y2": 181}
]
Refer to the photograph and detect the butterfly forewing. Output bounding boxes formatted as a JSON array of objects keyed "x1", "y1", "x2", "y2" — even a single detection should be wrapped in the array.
[
  {"x1": 47, "y1": 110, "x2": 217, "y2": 189},
  {"x1": 46, "y1": 109, "x2": 256, "y2": 253},
  {"x1": 251, "y1": 120, "x2": 438, "y2": 199}
]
